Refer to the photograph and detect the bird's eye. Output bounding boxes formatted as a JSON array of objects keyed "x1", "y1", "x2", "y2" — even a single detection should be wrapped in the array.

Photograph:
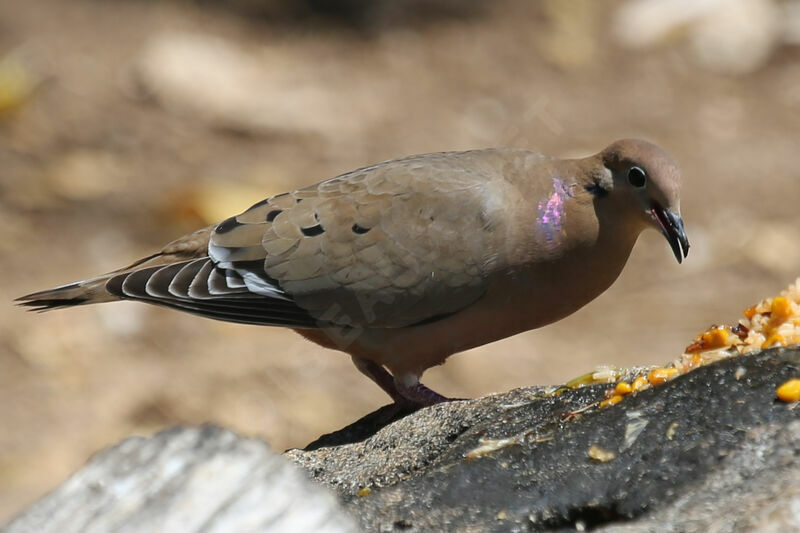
[{"x1": 627, "y1": 166, "x2": 647, "y2": 188}]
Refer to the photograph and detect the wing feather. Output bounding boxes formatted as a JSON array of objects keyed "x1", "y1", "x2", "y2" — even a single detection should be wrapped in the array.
[
  {"x1": 106, "y1": 259, "x2": 316, "y2": 328},
  {"x1": 145, "y1": 263, "x2": 186, "y2": 298},
  {"x1": 187, "y1": 260, "x2": 216, "y2": 299},
  {"x1": 207, "y1": 150, "x2": 526, "y2": 327}
]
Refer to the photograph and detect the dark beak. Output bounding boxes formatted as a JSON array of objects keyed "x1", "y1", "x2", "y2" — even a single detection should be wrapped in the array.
[{"x1": 651, "y1": 204, "x2": 690, "y2": 264}]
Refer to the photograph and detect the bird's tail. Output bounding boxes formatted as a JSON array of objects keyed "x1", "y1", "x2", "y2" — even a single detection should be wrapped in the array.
[
  {"x1": 15, "y1": 251, "x2": 166, "y2": 311},
  {"x1": 15, "y1": 275, "x2": 120, "y2": 311},
  {"x1": 17, "y1": 226, "x2": 216, "y2": 312}
]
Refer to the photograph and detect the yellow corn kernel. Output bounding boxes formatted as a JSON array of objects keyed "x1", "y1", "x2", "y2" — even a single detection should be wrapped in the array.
[
  {"x1": 632, "y1": 376, "x2": 649, "y2": 392},
  {"x1": 686, "y1": 353, "x2": 703, "y2": 370},
  {"x1": 700, "y1": 327, "x2": 730, "y2": 349},
  {"x1": 599, "y1": 395, "x2": 623, "y2": 408},
  {"x1": 771, "y1": 297, "x2": 793, "y2": 322},
  {"x1": 614, "y1": 381, "x2": 632, "y2": 395},
  {"x1": 357, "y1": 487, "x2": 372, "y2": 497},
  {"x1": 647, "y1": 367, "x2": 679, "y2": 386},
  {"x1": 587, "y1": 445, "x2": 616, "y2": 462},
  {"x1": 776, "y1": 378, "x2": 800, "y2": 403},
  {"x1": 762, "y1": 333, "x2": 785, "y2": 349},
  {"x1": 565, "y1": 372, "x2": 596, "y2": 389}
]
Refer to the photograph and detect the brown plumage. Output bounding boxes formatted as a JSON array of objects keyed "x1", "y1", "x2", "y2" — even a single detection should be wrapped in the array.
[{"x1": 17, "y1": 139, "x2": 689, "y2": 406}]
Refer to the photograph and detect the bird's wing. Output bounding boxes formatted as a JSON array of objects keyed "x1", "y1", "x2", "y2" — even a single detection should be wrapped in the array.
[
  {"x1": 21, "y1": 150, "x2": 522, "y2": 328},
  {"x1": 207, "y1": 151, "x2": 516, "y2": 328}
]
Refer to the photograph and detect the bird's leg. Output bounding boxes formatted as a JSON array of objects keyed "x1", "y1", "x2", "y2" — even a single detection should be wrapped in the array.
[
  {"x1": 352, "y1": 357, "x2": 451, "y2": 408},
  {"x1": 350, "y1": 357, "x2": 408, "y2": 404},
  {"x1": 393, "y1": 374, "x2": 452, "y2": 406},
  {"x1": 351, "y1": 357, "x2": 453, "y2": 407}
]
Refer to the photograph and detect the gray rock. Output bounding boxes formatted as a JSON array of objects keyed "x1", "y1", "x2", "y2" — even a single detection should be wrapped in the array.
[
  {"x1": 131, "y1": 33, "x2": 375, "y2": 137},
  {"x1": 600, "y1": 421, "x2": 800, "y2": 533},
  {"x1": 286, "y1": 348, "x2": 800, "y2": 532},
  {"x1": 4, "y1": 349, "x2": 799, "y2": 532},
  {"x1": 614, "y1": 0, "x2": 782, "y2": 75},
  {"x1": 1, "y1": 426, "x2": 358, "y2": 533}
]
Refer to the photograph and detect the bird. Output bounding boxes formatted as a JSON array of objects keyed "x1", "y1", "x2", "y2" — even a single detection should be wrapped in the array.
[{"x1": 17, "y1": 139, "x2": 689, "y2": 407}]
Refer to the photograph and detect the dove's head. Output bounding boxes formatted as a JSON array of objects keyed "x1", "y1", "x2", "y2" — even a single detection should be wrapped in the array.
[{"x1": 589, "y1": 138, "x2": 689, "y2": 264}]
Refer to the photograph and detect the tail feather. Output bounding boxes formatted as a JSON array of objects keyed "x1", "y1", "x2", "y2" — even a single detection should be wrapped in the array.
[
  {"x1": 15, "y1": 277, "x2": 118, "y2": 311},
  {"x1": 16, "y1": 258, "x2": 318, "y2": 328},
  {"x1": 17, "y1": 228, "x2": 216, "y2": 313}
]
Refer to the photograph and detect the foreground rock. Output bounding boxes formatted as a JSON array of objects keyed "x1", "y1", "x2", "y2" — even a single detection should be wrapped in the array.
[
  {"x1": 288, "y1": 348, "x2": 800, "y2": 531},
  {"x1": 4, "y1": 348, "x2": 799, "y2": 532},
  {"x1": 2, "y1": 427, "x2": 357, "y2": 533}
]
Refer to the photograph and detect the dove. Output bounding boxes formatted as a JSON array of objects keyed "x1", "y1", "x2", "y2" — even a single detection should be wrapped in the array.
[{"x1": 17, "y1": 139, "x2": 689, "y2": 407}]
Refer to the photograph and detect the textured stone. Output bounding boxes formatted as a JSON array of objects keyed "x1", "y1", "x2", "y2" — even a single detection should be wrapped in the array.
[{"x1": 2, "y1": 426, "x2": 357, "y2": 533}]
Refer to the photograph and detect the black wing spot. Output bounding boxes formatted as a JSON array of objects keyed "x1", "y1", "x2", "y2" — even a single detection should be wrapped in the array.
[
  {"x1": 296, "y1": 198, "x2": 303, "y2": 203},
  {"x1": 266, "y1": 209, "x2": 282, "y2": 222},
  {"x1": 352, "y1": 224, "x2": 370, "y2": 234},
  {"x1": 215, "y1": 216, "x2": 242, "y2": 234},
  {"x1": 301, "y1": 224, "x2": 324, "y2": 236}
]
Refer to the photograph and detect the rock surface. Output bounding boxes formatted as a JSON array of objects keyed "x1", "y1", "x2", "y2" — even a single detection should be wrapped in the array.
[
  {"x1": 290, "y1": 348, "x2": 800, "y2": 531},
  {"x1": 2, "y1": 426, "x2": 357, "y2": 533},
  {"x1": 613, "y1": 0, "x2": 788, "y2": 74},
  {"x1": 4, "y1": 348, "x2": 799, "y2": 532}
]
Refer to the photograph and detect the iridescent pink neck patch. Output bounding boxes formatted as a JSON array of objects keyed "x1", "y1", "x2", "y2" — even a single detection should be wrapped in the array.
[{"x1": 536, "y1": 178, "x2": 573, "y2": 249}]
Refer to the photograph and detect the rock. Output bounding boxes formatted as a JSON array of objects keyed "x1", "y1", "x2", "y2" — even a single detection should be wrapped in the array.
[
  {"x1": 599, "y1": 421, "x2": 800, "y2": 533},
  {"x1": 4, "y1": 349, "x2": 799, "y2": 532},
  {"x1": 782, "y1": 0, "x2": 800, "y2": 45},
  {"x1": 614, "y1": 0, "x2": 781, "y2": 75},
  {"x1": 1, "y1": 426, "x2": 358, "y2": 533},
  {"x1": 287, "y1": 348, "x2": 800, "y2": 531},
  {"x1": 131, "y1": 33, "x2": 367, "y2": 137},
  {"x1": 688, "y1": 0, "x2": 779, "y2": 75}
]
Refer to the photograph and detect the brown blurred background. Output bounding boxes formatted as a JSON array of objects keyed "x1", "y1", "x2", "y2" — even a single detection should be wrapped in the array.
[{"x1": 1, "y1": 0, "x2": 800, "y2": 521}]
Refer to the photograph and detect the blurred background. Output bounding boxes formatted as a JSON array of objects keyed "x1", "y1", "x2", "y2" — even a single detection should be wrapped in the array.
[{"x1": 1, "y1": 0, "x2": 800, "y2": 521}]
